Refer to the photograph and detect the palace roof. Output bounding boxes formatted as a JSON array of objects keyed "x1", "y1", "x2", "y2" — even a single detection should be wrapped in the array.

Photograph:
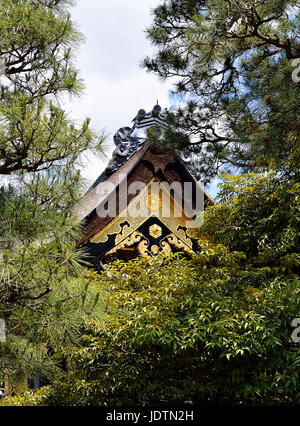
[{"x1": 74, "y1": 104, "x2": 214, "y2": 266}]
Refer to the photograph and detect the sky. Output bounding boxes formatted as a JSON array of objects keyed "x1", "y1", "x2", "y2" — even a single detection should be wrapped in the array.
[
  {"x1": 64, "y1": 0, "x2": 219, "y2": 197},
  {"x1": 64, "y1": 1, "x2": 170, "y2": 180}
]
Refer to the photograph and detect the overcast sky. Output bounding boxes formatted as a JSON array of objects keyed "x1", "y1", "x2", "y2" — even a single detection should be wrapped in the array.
[
  {"x1": 65, "y1": 0, "x2": 218, "y2": 197},
  {"x1": 64, "y1": 1, "x2": 170, "y2": 181}
]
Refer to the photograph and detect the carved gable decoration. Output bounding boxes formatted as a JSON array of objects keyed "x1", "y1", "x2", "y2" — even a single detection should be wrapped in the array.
[{"x1": 74, "y1": 104, "x2": 214, "y2": 266}]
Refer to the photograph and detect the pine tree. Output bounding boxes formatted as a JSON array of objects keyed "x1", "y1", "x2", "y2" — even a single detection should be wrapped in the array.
[
  {"x1": 0, "y1": 0, "x2": 105, "y2": 390},
  {"x1": 144, "y1": 0, "x2": 300, "y2": 182}
]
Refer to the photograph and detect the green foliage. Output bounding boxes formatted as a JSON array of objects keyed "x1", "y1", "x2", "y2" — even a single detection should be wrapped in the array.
[
  {"x1": 0, "y1": 386, "x2": 52, "y2": 406},
  {"x1": 0, "y1": 0, "x2": 104, "y2": 175},
  {"x1": 144, "y1": 0, "x2": 300, "y2": 181},
  {"x1": 0, "y1": 264, "x2": 109, "y2": 389},
  {"x1": 202, "y1": 171, "x2": 300, "y2": 268},
  {"x1": 0, "y1": 0, "x2": 105, "y2": 388},
  {"x1": 1, "y1": 0, "x2": 299, "y2": 407},
  {"x1": 9, "y1": 172, "x2": 299, "y2": 406}
]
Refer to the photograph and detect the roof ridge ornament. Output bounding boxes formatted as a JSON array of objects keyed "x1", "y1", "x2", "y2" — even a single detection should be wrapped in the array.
[
  {"x1": 131, "y1": 104, "x2": 167, "y2": 125},
  {"x1": 108, "y1": 103, "x2": 168, "y2": 168},
  {"x1": 91, "y1": 104, "x2": 168, "y2": 188}
]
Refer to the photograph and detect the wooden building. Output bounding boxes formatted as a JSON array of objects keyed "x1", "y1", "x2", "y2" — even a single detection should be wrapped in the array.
[{"x1": 74, "y1": 104, "x2": 214, "y2": 267}]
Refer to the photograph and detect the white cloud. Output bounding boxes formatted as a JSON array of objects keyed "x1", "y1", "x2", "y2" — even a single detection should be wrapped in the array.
[{"x1": 64, "y1": 0, "x2": 171, "y2": 185}]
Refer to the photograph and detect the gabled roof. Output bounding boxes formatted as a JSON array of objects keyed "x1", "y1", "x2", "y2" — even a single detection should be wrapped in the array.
[{"x1": 73, "y1": 104, "x2": 215, "y2": 263}]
